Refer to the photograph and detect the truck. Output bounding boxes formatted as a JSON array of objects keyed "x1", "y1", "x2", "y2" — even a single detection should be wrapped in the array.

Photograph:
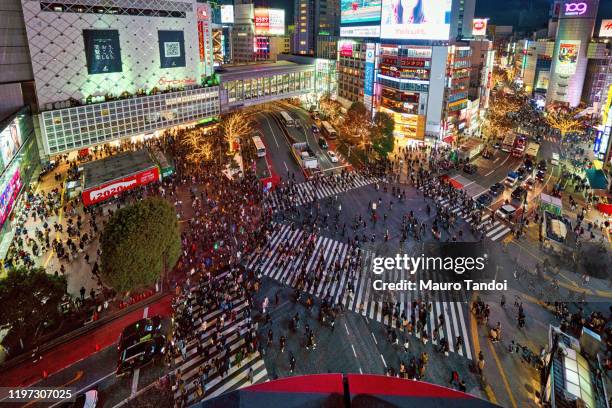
[
  {"x1": 525, "y1": 142, "x2": 540, "y2": 159},
  {"x1": 291, "y1": 142, "x2": 318, "y2": 169},
  {"x1": 512, "y1": 137, "x2": 527, "y2": 158},
  {"x1": 501, "y1": 134, "x2": 516, "y2": 152}
]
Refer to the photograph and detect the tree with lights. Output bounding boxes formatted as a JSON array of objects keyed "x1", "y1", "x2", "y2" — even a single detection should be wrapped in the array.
[
  {"x1": 318, "y1": 94, "x2": 342, "y2": 123},
  {"x1": 371, "y1": 111, "x2": 395, "y2": 157},
  {"x1": 222, "y1": 111, "x2": 253, "y2": 150},
  {"x1": 339, "y1": 102, "x2": 372, "y2": 147},
  {"x1": 545, "y1": 105, "x2": 585, "y2": 142}
]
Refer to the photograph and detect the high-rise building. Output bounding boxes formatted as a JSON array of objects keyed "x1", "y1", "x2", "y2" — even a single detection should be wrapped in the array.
[
  {"x1": 232, "y1": 4, "x2": 288, "y2": 63},
  {"x1": 547, "y1": 0, "x2": 599, "y2": 107},
  {"x1": 293, "y1": 0, "x2": 340, "y2": 55},
  {"x1": 336, "y1": 0, "x2": 478, "y2": 144}
]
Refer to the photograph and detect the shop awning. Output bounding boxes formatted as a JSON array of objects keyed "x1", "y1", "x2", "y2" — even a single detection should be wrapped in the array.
[{"x1": 585, "y1": 169, "x2": 608, "y2": 190}]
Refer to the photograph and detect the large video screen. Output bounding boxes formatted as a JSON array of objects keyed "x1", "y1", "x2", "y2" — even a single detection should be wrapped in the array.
[
  {"x1": 83, "y1": 30, "x2": 122, "y2": 74},
  {"x1": 380, "y1": 0, "x2": 452, "y2": 40},
  {"x1": 341, "y1": 0, "x2": 382, "y2": 24},
  {"x1": 0, "y1": 120, "x2": 23, "y2": 169},
  {"x1": 254, "y1": 8, "x2": 285, "y2": 35},
  {"x1": 158, "y1": 30, "x2": 186, "y2": 69}
]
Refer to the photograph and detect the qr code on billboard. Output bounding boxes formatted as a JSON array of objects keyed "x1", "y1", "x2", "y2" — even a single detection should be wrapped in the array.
[{"x1": 164, "y1": 42, "x2": 181, "y2": 58}]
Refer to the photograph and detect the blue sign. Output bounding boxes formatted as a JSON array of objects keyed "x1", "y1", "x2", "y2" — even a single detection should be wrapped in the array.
[
  {"x1": 365, "y1": 62, "x2": 374, "y2": 96},
  {"x1": 83, "y1": 30, "x2": 122, "y2": 74},
  {"x1": 158, "y1": 30, "x2": 186, "y2": 69},
  {"x1": 593, "y1": 130, "x2": 602, "y2": 154}
]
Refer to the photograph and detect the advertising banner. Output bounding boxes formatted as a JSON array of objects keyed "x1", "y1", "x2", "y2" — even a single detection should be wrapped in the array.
[
  {"x1": 83, "y1": 30, "x2": 122, "y2": 74},
  {"x1": 340, "y1": 0, "x2": 382, "y2": 24},
  {"x1": 472, "y1": 18, "x2": 488, "y2": 36},
  {"x1": 158, "y1": 31, "x2": 185, "y2": 69},
  {"x1": 0, "y1": 169, "x2": 21, "y2": 230},
  {"x1": 339, "y1": 42, "x2": 354, "y2": 57},
  {"x1": 380, "y1": 0, "x2": 452, "y2": 40},
  {"x1": 198, "y1": 22, "x2": 205, "y2": 62},
  {"x1": 82, "y1": 167, "x2": 160, "y2": 206},
  {"x1": 197, "y1": 4, "x2": 214, "y2": 75},
  {"x1": 220, "y1": 5, "x2": 234, "y2": 24},
  {"x1": 340, "y1": 25, "x2": 381, "y2": 37},
  {"x1": 254, "y1": 9, "x2": 285, "y2": 35},
  {"x1": 0, "y1": 119, "x2": 23, "y2": 170},
  {"x1": 599, "y1": 19, "x2": 612, "y2": 37},
  {"x1": 555, "y1": 40, "x2": 580, "y2": 75},
  {"x1": 364, "y1": 43, "x2": 375, "y2": 97}
]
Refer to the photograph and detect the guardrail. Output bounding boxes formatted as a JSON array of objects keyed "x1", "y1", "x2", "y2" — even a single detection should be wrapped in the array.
[{"x1": 1, "y1": 291, "x2": 168, "y2": 372}]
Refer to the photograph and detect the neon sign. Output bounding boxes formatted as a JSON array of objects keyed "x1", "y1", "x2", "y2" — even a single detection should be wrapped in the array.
[{"x1": 564, "y1": 2, "x2": 587, "y2": 16}]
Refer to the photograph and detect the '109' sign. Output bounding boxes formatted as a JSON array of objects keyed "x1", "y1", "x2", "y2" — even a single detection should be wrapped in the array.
[{"x1": 564, "y1": 2, "x2": 587, "y2": 16}]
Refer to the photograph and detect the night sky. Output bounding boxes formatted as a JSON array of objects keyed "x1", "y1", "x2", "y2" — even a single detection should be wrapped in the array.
[{"x1": 267, "y1": 0, "x2": 612, "y2": 32}]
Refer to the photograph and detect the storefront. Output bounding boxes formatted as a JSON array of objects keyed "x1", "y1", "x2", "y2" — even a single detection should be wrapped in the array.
[{"x1": 0, "y1": 107, "x2": 41, "y2": 260}]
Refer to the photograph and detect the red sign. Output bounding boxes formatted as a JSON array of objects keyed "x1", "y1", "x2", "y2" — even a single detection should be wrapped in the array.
[
  {"x1": 82, "y1": 167, "x2": 160, "y2": 206},
  {"x1": 400, "y1": 58, "x2": 427, "y2": 68},
  {"x1": 339, "y1": 43, "x2": 353, "y2": 57},
  {"x1": 198, "y1": 21, "x2": 205, "y2": 62}
]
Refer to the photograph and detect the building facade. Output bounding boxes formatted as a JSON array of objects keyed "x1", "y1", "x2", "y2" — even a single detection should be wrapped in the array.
[
  {"x1": 293, "y1": 0, "x2": 339, "y2": 56},
  {"x1": 547, "y1": 0, "x2": 599, "y2": 107}
]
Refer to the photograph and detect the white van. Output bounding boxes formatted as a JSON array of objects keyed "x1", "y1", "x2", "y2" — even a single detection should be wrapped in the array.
[{"x1": 551, "y1": 152, "x2": 559, "y2": 166}]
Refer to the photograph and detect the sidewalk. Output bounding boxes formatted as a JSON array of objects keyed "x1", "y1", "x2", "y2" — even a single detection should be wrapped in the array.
[{"x1": 1, "y1": 294, "x2": 172, "y2": 387}]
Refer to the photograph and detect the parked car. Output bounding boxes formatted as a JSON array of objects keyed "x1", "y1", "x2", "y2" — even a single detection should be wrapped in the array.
[
  {"x1": 489, "y1": 182, "x2": 505, "y2": 196},
  {"x1": 511, "y1": 186, "x2": 527, "y2": 200},
  {"x1": 311, "y1": 124, "x2": 319, "y2": 133},
  {"x1": 535, "y1": 169, "x2": 546, "y2": 182},
  {"x1": 117, "y1": 316, "x2": 162, "y2": 352},
  {"x1": 496, "y1": 204, "x2": 517, "y2": 220},
  {"x1": 524, "y1": 158, "x2": 533, "y2": 172},
  {"x1": 493, "y1": 142, "x2": 501, "y2": 149},
  {"x1": 463, "y1": 163, "x2": 478, "y2": 174},
  {"x1": 116, "y1": 334, "x2": 166, "y2": 377},
  {"x1": 327, "y1": 151, "x2": 339, "y2": 163},
  {"x1": 476, "y1": 193, "x2": 493, "y2": 208},
  {"x1": 517, "y1": 167, "x2": 528, "y2": 181},
  {"x1": 318, "y1": 137, "x2": 328, "y2": 150}
]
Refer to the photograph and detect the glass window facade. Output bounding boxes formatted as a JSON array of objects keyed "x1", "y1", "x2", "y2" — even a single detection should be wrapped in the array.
[{"x1": 41, "y1": 87, "x2": 220, "y2": 155}]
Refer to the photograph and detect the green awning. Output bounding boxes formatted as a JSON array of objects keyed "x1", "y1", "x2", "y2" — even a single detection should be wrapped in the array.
[{"x1": 585, "y1": 169, "x2": 608, "y2": 190}]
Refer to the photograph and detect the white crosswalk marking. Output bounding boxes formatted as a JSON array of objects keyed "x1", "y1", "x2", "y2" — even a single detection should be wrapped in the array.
[
  {"x1": 172, "y1": 289, "x2": 268, "y2": 404},
  {"x1": 418, "y1": 181, "x2": 512, "y2": 242},
  {"x1": 265, "y1": 174, "x2": 380, "y2": 211},
  {"x1": 247, "y1": 225, "x2": 474, "y2": 360}
]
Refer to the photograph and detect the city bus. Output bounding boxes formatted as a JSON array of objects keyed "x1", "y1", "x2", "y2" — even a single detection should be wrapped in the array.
[
  {"x1": 320, "y1": 121, "x2": 337, "y2": 139},
  {"x1": 252, "y1": 135, "x2": 266, "y2": 157},
  {"x1": 279, "y1": 111, "x2": 295, "y2": 127}
]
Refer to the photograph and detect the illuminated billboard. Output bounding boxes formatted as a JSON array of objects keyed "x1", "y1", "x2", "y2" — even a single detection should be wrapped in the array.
[
  {"x1": 555, "y1": 40, "x2": 580, "y2": 75},
  {"x1": 0, "y1": 120, "x2": 23, "y2": 169},
  {"x1": 340, "y1": 26, "x2": 381, "y2": 37},
  {"x1": 380, "y1": 0, "x2": 452, "y2": 40},
  {"x1": 220, "y1": 5, "x2": 234, "y2": 24},
  {"x1": 254, "y1": 8, "x2": 285, "y2": 35},
  {"x1": 341, "y1": 0, "x2": 382, "y2": 24},
  {"x1": 158, "y1": 31, "x2": 185, "y2": 68},
  {"x1": 83, "y1": 30, "x2": 122, "y2": 74},
  {"x1": 472, "y1": 18, "x2": 488, "y2": 36},
  {"x1": 599, "y1": 19, "x2": 612, "y2": 37}
]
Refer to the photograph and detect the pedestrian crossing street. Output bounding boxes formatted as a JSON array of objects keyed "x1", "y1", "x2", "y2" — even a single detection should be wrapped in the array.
[
  {"x1": 436, "y1": 197, "x2": 512, "y2": 242},
  {"x1": 265, "y1": 174, "x2": 379, "y2": 210},
  {"x1": 247, "y1": 223, "x2": 474, "y2": 360},
  {"x1": 172, "y1": 277, "x2": 268, "y2": 404}
]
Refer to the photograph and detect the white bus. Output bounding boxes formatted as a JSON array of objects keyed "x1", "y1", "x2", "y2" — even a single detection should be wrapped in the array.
[
  {"x1": 279, "y1": 111, "x2": 295, "y2": 127},
  {"x1": 252, "y1": 135, "x2": 266, "y2": 157},
  {"x1": 320, "y1": 121, "x2": 337, "y2": 139}
]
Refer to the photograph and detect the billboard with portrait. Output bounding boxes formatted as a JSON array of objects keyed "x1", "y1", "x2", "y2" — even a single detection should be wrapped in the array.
[
  {"x1": 341, "y1": 0, "x2": 382, "y2": 24},
  {"x1": 158, "y1": 31, "x2": 186, "y2": 69},
  {"x1": 555, "y1": 40, "x2": 580, "y2": 75},
  {"x1": 220, "y1": 5, "x2": 234, "y2": 24},
  {"x1": 83, "y1": 30, "x2": 122, "y2": 74},
  {"x1": 0, "y1": 121, "x2": 23, "y2": 169},
  {"x1": 254, "y1": 9, "x2": 285, "y2": 35},
  {"x1": 380, "y1": 0, "x2": 452, "y2": 40}
]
